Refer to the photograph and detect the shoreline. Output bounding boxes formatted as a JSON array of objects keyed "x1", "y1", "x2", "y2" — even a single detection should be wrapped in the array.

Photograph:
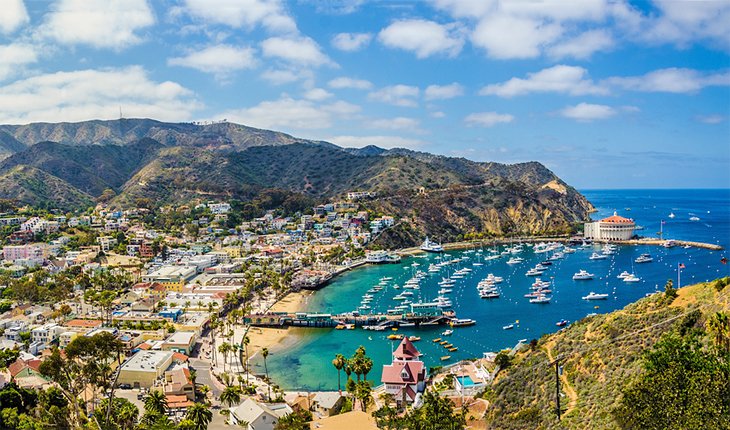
[{"x1": 244, "y1": 290, "x2": 314, "y2": 358}]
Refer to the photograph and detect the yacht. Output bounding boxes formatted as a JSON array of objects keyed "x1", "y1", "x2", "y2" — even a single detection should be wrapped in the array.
[
  {"x1": 380, "y1": 277, "x2": 393, "y2": 282},
  {"x1": 556, "y1": 319, "x2": 569, "y2": 327},
  {"x1": 442, "y1": 329, "x2": 453, "y2": 336},
  {"x1": 438, "y1": 288, "x2": 453, "y2": 294},
  {"x1": 506, "y1": 257, "x2": 524, "y2": 265},
  {"x1": 485, "y1": 273, "x2": 504, "y2": 283},
  {"x1": 529, "y1": 295, "x2": 552, "y2": 304},
  {"x1": 449, "y1": 318, "x2": 476, "y2": 327},
  {"x1": 420, "y1": 237, "x2": 444, "y2": 253},
  {"x1": 480, "y1": 291, "x2": 500, "y2": 299},
  {"x1": 635, "y1": 254, "x2": 653, "y2": 263},
  {"x1": 582, "y1": 292, "x2": 609, "y2": 300},
  {"x1": 623, "y1": 274, "x2": 641, "y2": 283},
  {"x1": 525, "y1": 268, "x2": 544, "y2": 276},
  {"x1": 617, "y1": 271, "x2": 631, "y2": 279},
  {"x1": 689, "y1": 216, "x2": 700, "y2": 221},
  {"x1": 572, "y1": 270, "x2": 595, "y2": 280},
  {"x1": 589, "y1": 252, "x2": 608, "y2": 260}
]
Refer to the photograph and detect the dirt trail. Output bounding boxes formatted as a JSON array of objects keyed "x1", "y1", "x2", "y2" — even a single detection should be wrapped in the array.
[{"x1": 544, "y1": 341, "x2": 578, "y2": 416}]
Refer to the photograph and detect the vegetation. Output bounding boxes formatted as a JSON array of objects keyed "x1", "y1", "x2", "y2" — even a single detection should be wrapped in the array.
[{"x1": 373, "y1": 391, "x2": 466, "y2": 430}]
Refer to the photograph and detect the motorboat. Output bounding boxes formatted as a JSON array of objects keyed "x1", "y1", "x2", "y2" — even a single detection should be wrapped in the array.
[
  {"x1": 617, "y1": 271, "x2": 631, "y2": 279},
  {"x1": 502, "y1": 324, "x2": 514, "y2": 330},
  {"x1": 529, "y1": 296, "x2": 552, "y2": 304},
  {"x1": 506, "y1": 257, "x2": 524, "y2": 265},
  {"x1": 689, "y1": 216, "x2": 700, "y2": 221},
  {"x1": 668, "y1": 212, "x2": 675, "y2": 218},
  {"x1": 582, "y1": 292, "x2": 609, "y2": 300},
  {"x1": 449, "y1": 318, "x2": 476, "y2": 327},
  {"x1": 480, "y1": 291, "x2": 500, "y2": 299},
  {"x1": 573, "y1": 270, "x2": 595, "y2": 280},
  {"x1": 556, "y1": 319, "x2": 568, "y2": 327},
  {"x1": 525, "y1": 268, "x2": 544, "y2": 276},
  {"x1": 623, "y1": 274, "x2": 641, "y2": 283},
  {"x1": 589, "y1": 252, "x2": 608, "y2": 260},
  {"x1": 442, "y1": 329, "x2": 453, "y2": 336},
  {"x1": 635, "y1": 254, "x2": 653, "y2": 263}
]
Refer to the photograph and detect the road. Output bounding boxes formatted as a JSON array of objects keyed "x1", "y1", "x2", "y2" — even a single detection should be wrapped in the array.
[{"x1": 190, "y1": 357, "x2": 223, "y2": 398}]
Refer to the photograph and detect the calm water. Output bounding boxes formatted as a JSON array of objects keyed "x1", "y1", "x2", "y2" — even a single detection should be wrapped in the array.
[{"x1": 256, "y1": 189, "x2": 730, "y2": 390}]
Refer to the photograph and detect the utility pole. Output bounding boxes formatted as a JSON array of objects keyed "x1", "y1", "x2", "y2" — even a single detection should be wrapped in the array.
[{"x1": 553, "y1": 356, "x2": 562, "y2": 420}]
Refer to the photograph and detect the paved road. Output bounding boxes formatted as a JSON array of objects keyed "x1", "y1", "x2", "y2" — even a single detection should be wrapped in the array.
[{"x1": 190, "y1": 357, "x2": 223, "y2": 398}]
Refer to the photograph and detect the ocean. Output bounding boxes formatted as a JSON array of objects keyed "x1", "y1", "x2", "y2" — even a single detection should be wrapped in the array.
[{"x1": 255, "y1": 189, "x2": 730, "y2": 391}]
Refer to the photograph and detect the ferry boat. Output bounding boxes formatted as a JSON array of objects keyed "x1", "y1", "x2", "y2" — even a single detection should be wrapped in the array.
[
  {"x1": 420, "y1": 237, "x2": 444, "y2": 253},
  {"x1": 582, "y1": 292, "x2": 609, "y2": 300},
  {"x1": 635, "y1": 254, "x2": 653, "y2": 263},
  {"x1": 449, "y1": 318, "x2": 476, "y2": 327},
  {"x1": 572, "y1": 270, "x2": 595, "y2": 280},
  {"x1": 589, "y1": 252, "x2": 608, "y2": 260}
]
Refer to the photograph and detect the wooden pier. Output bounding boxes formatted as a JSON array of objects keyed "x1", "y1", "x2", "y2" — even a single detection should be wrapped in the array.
[{"x1": 244, "y1": 311, "x2": 455, "y2": 329}]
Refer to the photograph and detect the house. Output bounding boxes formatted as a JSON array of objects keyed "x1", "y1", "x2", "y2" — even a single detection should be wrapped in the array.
[
  {"x1": 162, "y1": 331, "x2": 196, "y2": 355},
  {"x1": 229, "y1": 398, "x2": 293, "y2": 430},
  {"x1": 164, "y1": 365, "x2": 195, "y2": 400},
  {"x1": 380, "y1": 337, "x2": 427, "y2": 405},
  {"x1": 117, "y1": 350, "x2": 174, "y2": 389},
  {"x1": 31, "y1": 323, "x2": 65, "y2": 345}
]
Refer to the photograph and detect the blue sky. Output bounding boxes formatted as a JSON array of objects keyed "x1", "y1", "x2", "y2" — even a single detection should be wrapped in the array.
[{"x1": 0, "y1": 0, "x2": 728, "y2": 188}]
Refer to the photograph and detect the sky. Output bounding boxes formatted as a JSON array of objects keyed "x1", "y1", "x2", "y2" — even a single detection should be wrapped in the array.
[{"x1": 0, "y1": 0, "x2": 728, "y2": 189}]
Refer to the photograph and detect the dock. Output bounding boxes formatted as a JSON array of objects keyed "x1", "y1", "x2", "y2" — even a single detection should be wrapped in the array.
[{"x1": 244, "y1": 312, "x2": 455, "y2": 329}]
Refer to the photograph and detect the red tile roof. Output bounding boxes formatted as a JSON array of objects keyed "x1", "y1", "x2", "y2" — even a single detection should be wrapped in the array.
[
  {"x1": 393, "y1": 337, "x2": 421, "y2": 360},
  {"x1": 600, "y1": 212, "x2": 634, "y2": 224},
  {"x1": 65, "y1": 319, "x2": 103, "y2": 328},
  {"x1": 381, "y1": 360, "x2": 425, "y2": 385}
]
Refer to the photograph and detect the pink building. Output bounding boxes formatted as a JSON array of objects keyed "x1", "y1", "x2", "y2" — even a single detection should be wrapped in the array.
[
  {"x1": 381, "y1": 337, "x2": 427, "y2": 404},
  {"x1": 2, "y1": 244, "x2": 48, "y2": 262}
]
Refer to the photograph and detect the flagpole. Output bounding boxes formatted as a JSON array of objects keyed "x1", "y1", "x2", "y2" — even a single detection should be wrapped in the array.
[{"x1": 678, "y1": 263, "x2": 681, "y2": 289}]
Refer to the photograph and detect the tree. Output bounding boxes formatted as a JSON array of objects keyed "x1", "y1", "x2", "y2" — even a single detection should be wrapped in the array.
[
  {"x1": 219, "y1": 385, "x2": 242, "y2": 408},
  {"x1": 373, "y1": 391, "x2": 467, "y2": 430},
  {"x1": 274, "y1": 409, "x2": 312, "y2": 430},
  {"x1": 355, "y1": 380, "x2": 372, "y2": 411},
  {"x1": 495, "y1": 351, "x2": 512, "y2": 368},
  {"x1": 185, "y1": 403, "x2": 213, "y2": 430},
  {"x1": 262, "y1": 347, "x2": 271, "y2": 400},
  {"x1": 706, "y1": 312, "x2": 730, "y2": 355},
  {"x1": 95, "y1": 397, "x2": 139, "y2": 430},
  {"x1": 144, "y1": 390, "x2": 168, "y2": 416},
  {"x1": 332, "y1": 354, "x2": 346, "y2": 394}
]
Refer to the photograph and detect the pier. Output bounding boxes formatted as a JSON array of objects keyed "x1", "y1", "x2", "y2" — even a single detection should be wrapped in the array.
[{"x1": 244, "y1": 311, "x2": 455, "y2": 329}]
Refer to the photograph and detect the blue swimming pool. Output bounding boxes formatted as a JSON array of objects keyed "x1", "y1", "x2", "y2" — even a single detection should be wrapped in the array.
[{"x1": 457, "y1": 375, "x2": 477, "y2": 387}]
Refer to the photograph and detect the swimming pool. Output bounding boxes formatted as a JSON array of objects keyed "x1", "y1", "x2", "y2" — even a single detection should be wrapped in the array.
[{"x1": 457, "y1": 375, "x2": 477, "y2": 387}]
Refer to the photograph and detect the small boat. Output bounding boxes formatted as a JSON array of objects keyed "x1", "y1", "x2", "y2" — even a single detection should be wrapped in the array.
[
  {"x1": 335, "y1": 324, "x2": 345, "y2": 330},
  {"x1": 441, "y1": 330, "x2": 453, "y2": 336},
  {"x1": 635, "y1": 254, "x2": 653, "y2": 263},
  {"x1": 387, "y1": 334, "x2": 404, "y2": 340},
  {"x1": 380, "y1": 277, "x2": 393, "y2": 281},
  {"x1": 440, "y1": 341, "x2": 449, "y2": 345},
  {"x1": 440, "y1": 355, "x2": 451, "y2": 361},
  {"x1": 573, "y1": 270, "x2": 595, "y2": 280},
  {"x1": 589, "y1": 252, "x2": 608, "y2": 260},
  {"x1": 530, "y1": 296, "x2": 552, "y2": 304},
  {"x1": 556, "y1": 319, "x2": 568, "y2": 327},
  {"x1": 689, "y1": 216, "x2": 700, "y2": 221},
  {"x1": 525, "y1": 268, "x2": 544, "y2": 276},
  {"x1": 503, "y1": 324, "x2": 514, "y2": 330},
  {"x1": 448, "y1": 347, "x2": 458, "y2": 352},
  {"x1": 582, "y1": 292, "x2": 609, "y2": 300},
  {"x1": 408, "y1": 336, "x2": 421, "y2": 342},
  {"x1": 668, "y1": 212, "x2": 675, "y2": 218},
  {"x1": 449, "y1": 318, "x2": 476, "y2": 327},
  {"x1": 443, "y1": 343, "x2": 453, "y2": 348},
  {"x1": 432, "y1": 337, "x2": 442, "y2": 342}
]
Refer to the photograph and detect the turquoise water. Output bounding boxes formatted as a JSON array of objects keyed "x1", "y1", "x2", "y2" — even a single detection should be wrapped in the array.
[{"x1": 255, "y1": 189, "x2": 730, "y2": 390}]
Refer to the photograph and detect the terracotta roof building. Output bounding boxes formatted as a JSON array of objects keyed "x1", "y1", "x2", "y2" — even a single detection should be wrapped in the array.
[
  {"x1": 584, "y1": 211, "x2": 636, "y2": 241},
  {"x1": 380, "y1": 337, "x2": 426, "y2": 405}
]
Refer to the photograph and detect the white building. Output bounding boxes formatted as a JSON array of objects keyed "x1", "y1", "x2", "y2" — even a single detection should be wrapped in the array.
[
  {"x1": 96, "y1": 236, "x2": 118, "y2": 252},
  {"x1": 583, "y1": 212, "x2": 636, "y2": 241},
  {"x1": 31, "y1": 323, "x2": 65, "y2": 345},
  {"x1": 229, "y1": 398, "x2": 293, "y2": 430}
]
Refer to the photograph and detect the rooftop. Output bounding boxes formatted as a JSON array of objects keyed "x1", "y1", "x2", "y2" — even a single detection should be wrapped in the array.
[
  {"x1": 600, "y1": 212, "x2": 635, "y2": 224},
  {"x1": 123, "y1": 350, "x2": 174, "y2": 372}
]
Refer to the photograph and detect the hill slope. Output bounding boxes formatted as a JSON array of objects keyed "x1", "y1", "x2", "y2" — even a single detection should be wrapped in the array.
[{"x1": 483, "y1": 280, "x2": 730, "y2": 429}]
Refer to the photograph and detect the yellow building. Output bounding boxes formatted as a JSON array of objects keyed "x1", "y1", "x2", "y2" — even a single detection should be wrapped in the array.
[{"x1": 117, "y1": 350, "x2": 174, "y2": 389}]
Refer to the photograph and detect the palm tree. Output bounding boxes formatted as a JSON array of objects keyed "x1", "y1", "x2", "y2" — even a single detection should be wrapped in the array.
[
  {"x1": 707, "y1": 312, "x2": 730, "y2": 354},
  {"x1": 262, "y1": 347, "x2": 270, "y2": 399},
  {"x1": 219, "y1": 342, "x2": 231, "y2": 372},
  {"x1": 332, "y1": 354, "x2": 346, "y2": 394},
  {"x1": 362, "y1": 356, "x2": 373, "y2": 381},
  {"x1": 144, "y1": 390, "x2": 168, "y2": 415},
  {"x1": 242, "y1": 335, "x2": 250, "y2": 382},
  {"x1": 185, "y1": 403, "x2": 213, "y2": 430},
  {"x1": 219, "y1": 385, "x2": 242, "y2": 408},
  {"x1": 189, "y1": 368, "x2": 197, "y2": 400}
]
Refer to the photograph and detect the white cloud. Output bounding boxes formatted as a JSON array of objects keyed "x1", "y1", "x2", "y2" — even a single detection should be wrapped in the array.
[
  {"x1": 0, "y1": 66, "x2": 200, "y2": 124},
  {"x1": 218, "y1": 96, "x2": 359, "y2": 130},
  {"x1": 464, "y1": 111, "x2": 514, "y2": 127},
  {"x1": 696, "y1": 114, "x2": 725, "y2": 124},
  {"x1": 331, "y1": 32, "x2": 372, "y2": 51},
  {"x1": 424, "y1": 83, "x2": 464, "y2": 100},
  {"x1": 368, "y1": 85, "x2": 420, "y2": 107},
  {"x1": 261, "y1": 36, "x2": 334, "y2": 67},
  {"x1": 471, "y1": 13, "x2": 562, "y2": 59},
  {"x1": 0, "y1": 0, "x2": 29, "y2": 34},
  {"x1": 560, "y1": 103, "x2": 616, "y2": 121},
  {"x1": 480, "y1": 65, "x2": 608, "y2": 97},
  {"x1": 430, "y1": 111, "x2": 446, "y2": 118},
  {"x1": 260, "y1": 69, "x2": 302, "y2": 85},
  {"x1": 378, "y1": 19, "x2": 464, "y2": 58},
  {"x1": 501, "y1": 0, "x2": 611, "y2": 22},
  {"x1": 430, "y1": 0, "x2": 496, "y2": 19},
  {"x1": 329, "y1": 135, "x2": 426, "y2": 149},
  {"x1": 183, "y1": 0, "x2": 297, "y2": 34},
  {"x1": 303, "y1": 88, "x2": 333, "y2": 101},
  {"x1": 328, "y1": 77, "x2": 373, "y2": 90},
  {"x1": 0, "y1": 44, "x2": 37, "y2": 81},
  {"x1": 168, "y1": 44, "x2": 257, "y2": 78},
  {"x1": 606, "y1": 68, "x2": 730, "y2": 93},
  {"x1": 640, "y1": 1, "x2": 730, "y2": 50},
  {"x1": 41, "y1": 0, "x2": 155, "y2": 50},
  {"x1": 548, "y1": 29, "x2": 613, "y2": 59},
  {"x1": 370, "y1": 117, "x2": 420, "y2": 130}
]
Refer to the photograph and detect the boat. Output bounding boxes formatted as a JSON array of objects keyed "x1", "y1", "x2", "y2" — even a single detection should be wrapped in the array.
[
  {"x1": 623, "y1": 274, "x2": 641, "y2": 283},
  {"x1": 589, "y1": 252, "x2": 608, "y2": 260},
  {"x1": 556, "y1": 319, "x2": 568, "y2": 327},
  {"x1": 525, "y1": 268, "x2": 544, "y2": 276},
  {"x1": 420, "y1": 237, "x2": 444, "y2": 253},
  {"x1": 380, "y1": 277, "x2": 393, "y2": 281},
  {"x1": 448, "y1": 347, "x2": 458, "y2": 352},
  {"x1": 572, "y1": 270, "x2": 595, "y2": 280},
  {"x1": 440, "y1": 340, "x2": 449, "y2": 345},
  {"x1": 506, "y1": 257, "x2": 524, "y2": 265},
  {"x1": 335, "y1": 324, "x2": 346, "y2": 330},
  {"x1": 440, "y1": 356, "x2": 451, "y2": 361},
  {"x1": 502, "y1": 324, "x2": 514, "y2": 330},
  {"x1": 689, "y1": 216, "x2": 700, "y2": 221},
  {"x1": 617, "y1": 271, "x2": 631, "y2": 279},
  {"x1": 635, "y1": 253, "x2": 653, "y2": 263},
  {"x1": 408, "y1": 336, "x2": 421, "y2": 342},
  {"x1": 480, "y1": 291, "x2": 500, "y2": 299},
  {"x1": 449, "y1": 318, "x2": 476, "y2": 327},
  {"x1": 540, "y1": 260, "x2": 553, "y2": 266},
  {"x1": 582, "y1": 292, "x2": 609, "y2": 300},
  {"x1": 529, "y1": 296, "x2": 552, "y2": 304},
  {"x1": 668, "y1": 212, "x2": 675, "y2": 218},
  {"x1": 432, "y1": 338, "x2": 442, "y2": 343}
]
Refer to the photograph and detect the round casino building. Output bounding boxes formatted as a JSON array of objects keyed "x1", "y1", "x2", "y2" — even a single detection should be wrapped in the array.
[{"x1": 583, "y1": 212, "x2": 636, "y2": 241}]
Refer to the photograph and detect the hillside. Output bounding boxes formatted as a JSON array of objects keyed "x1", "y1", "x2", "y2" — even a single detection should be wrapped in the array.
[
  {"x1": 483, "y1": 279, "x2": 730, "y2": 429},
  {"x1": 0, "y1": 119, "x2": 594, "y2": 242}
]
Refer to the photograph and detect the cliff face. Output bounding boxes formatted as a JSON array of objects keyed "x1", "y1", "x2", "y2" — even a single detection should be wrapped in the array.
[{"x1": 0, "y1": 119, "x2": 593, "y2": 241}]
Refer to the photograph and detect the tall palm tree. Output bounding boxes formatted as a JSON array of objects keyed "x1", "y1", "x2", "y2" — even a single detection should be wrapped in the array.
[
  {"x1": 219, "y1": 342, "x2": 231, "y2": 372},
  {"x1": 219, "y1": 385, "x2": 242, "y2": 408},
  {"x1": 332, "y1": 354, "x2": 346, "y2": 394},
  {"x1": 707, "y1": 312, "x2": 730, "y2": 354},
  {"x1": 185, "y1": 403, "x2": 213, "y2": 430},
  {"x1": 362, "y1": 356, "x2": 373, "y2": 381},
  {"x1": 262, "y1": 347, "x2": 270, "y2": 399},
  {"x1": 189, "y1": 368, "x2": 197, "y2": 400},
  {"x1": 144, "y1": 390, "x2": 168, "y2": 415},
  {"x1": 242, "y1": 335, "x2": 250, "y2": 382}
]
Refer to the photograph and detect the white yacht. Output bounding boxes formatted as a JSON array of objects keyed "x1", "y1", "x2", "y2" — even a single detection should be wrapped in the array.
[
  {"x1": 582, "y1": 292, "x2": 609, "y2": 300},
  {"x1": 617, "y1": 271, "x2": 631, "y2": 279},
  {"x1": 529, "y1": 295, "x2": 552, "y2": 304},
  {"x1": 589, "y1": 252, "x2": 608, "y2": 260},
  {"x1": 525, "y1": 268, "x2": 545, "y2": 276},
  {"x1": 668, "y1": 212, "x2": 675, "y2": 218},
  {"x1": 635, "y1": 254, "x2": 653, "y2": 263},
  {"x1": 689, "y1": 216, "x2": 700, "y2": 221},
  {"x1": 506, "y1": 257, "x2": 524, "y2": 265},
  {"x1": 572, "y1": 270, "x2": 595, "y2": 280},
  {"x1": 420, "y1": 237, "x2": 444, "y2": 253},
  {"x1": 623, "y1": 274, "x2": 641, "y2": 283}
]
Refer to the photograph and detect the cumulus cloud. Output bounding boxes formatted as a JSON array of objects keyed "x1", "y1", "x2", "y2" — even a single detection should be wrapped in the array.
[
  {"x1": 548, "y1": 29, "x2": 614, "y2": 59},
  {"x1": 0, "y1": 44, "x2": 38, "y2": 81},
  {"x1": 0, "y1": 0, "x2": 29, "y2": 34},
  {"x1": 639, "y1": 1, "x2": 730, "y2": 51},
  {"x1": 368, "y1": 85, "x2": 420, "y2": 107},
  {"x1": 303, "y1": 88, "x2": 334, "y2": 101},
  {"x1": 261, "y1": 36, "x2": 334, "y2": 67},
  {"x1": 218, "y1": 96, "x2": 359, "y2": 130},
  {"x1": 480, "y1": 65, "x2": 608, "y2": 97},
  {"x1": 370, "y1": 117, "x2": 420, "y2": 131},
  {"x1": 260, "y1": 69, "x2": 303, "y2": 85},
  {"x1": 0, "y1": 66, "x2": 200, "y2": 124},
  {"x1": 606, "y1": 68, "x2": 730, "y2": 93},
  {"x1": 183, "y1": 0, "x2": 297, "y2": 34},
  {"x1": 41, "y1": 0, "x2": 155, "y2": 50},
  {"x1": 328, "y1": 77, "x2": 373, "y2": 90},
  {"x1": 378, "y1": 19, "x2": 464, "y2": 58},
  {"x1": 471, "y1": 13, "x2": 563, "y2": 59},
  {"x1": 331, "y1": 32, "x2": 372, "y2": 51},
  {"x1": 464, "y1": 112, "x2": 514, "y2": 127},
  {"x1": 424, "y1": 83, "x2": 464, "y2": 100},
  {"x1": 560, "y1": 103, "x2": 616, "y2": 121},
  {"x1": 168, "y1": 44, "x2": 257, "y2": 78},
  {"x1": 329, "y1": 135, "x2": 426, "y2": 149}
]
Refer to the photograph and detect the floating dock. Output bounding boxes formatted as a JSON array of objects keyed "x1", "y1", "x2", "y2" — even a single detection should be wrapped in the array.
[{"x1": 244, "y1": 312, "x2": 454, "y2": 329}]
